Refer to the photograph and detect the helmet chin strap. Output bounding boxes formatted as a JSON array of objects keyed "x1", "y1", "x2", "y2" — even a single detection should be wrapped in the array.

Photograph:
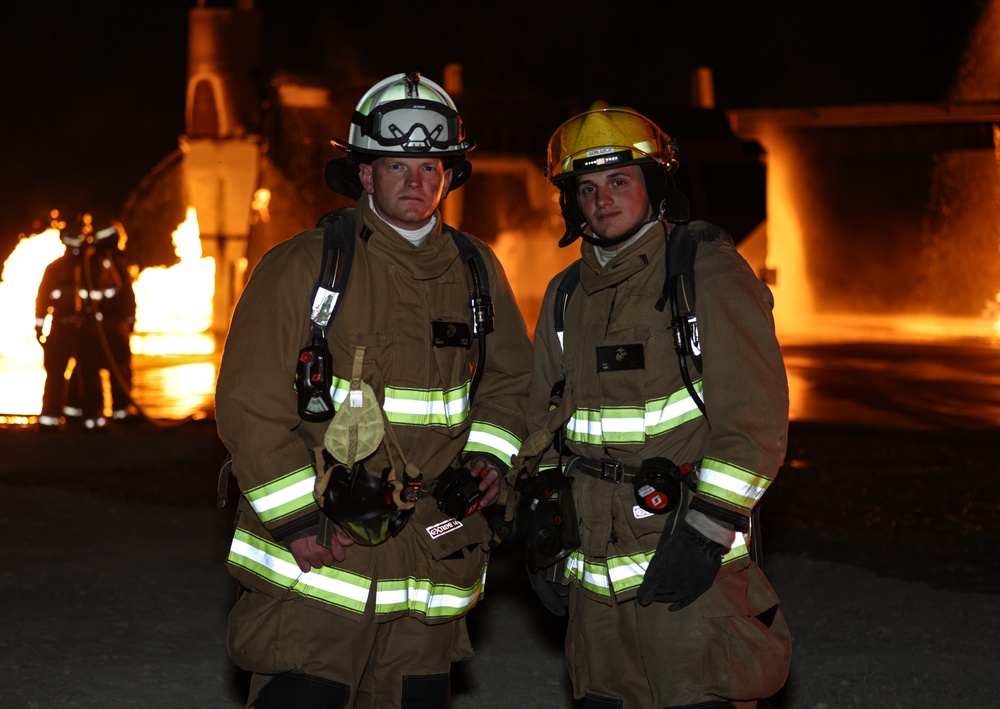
[{"x1": 556, "y1": 165, "x2": 690, "y2": 248}]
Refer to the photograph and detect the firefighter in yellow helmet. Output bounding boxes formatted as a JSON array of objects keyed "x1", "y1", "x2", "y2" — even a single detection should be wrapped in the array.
[
  {"x1": 215, "y1": 72, "x2": 533, "y2": 708},
  {"x1": 514, "y1": 104, "x2": 793, "y2": 707}
]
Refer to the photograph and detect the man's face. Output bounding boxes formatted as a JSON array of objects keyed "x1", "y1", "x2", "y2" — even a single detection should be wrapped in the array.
[
  {"x1": 575, "y1": 164, "x2": 653, "y2": 245},
  {"x1": 359, "y1": 156, "x2": 453, "y2": 231}
]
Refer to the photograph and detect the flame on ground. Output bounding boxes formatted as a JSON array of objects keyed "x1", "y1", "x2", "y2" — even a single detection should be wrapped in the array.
[{"x1": 132, "y1": 206, "x2": 216, "y2": 356}]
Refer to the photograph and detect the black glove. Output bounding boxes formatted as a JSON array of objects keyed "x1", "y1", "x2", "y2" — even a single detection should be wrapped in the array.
[
  {"x1": 527, "y1": 564, "x2": 569, "y2": 616},
  {"x1": 636, "y1": 521, "x2": 727, "y2": 611}
]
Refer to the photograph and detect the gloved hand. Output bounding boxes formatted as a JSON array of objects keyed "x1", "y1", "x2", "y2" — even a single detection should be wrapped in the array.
[
  {"x1": 527, "y1": 564, "x2": 569, "y2": 616},
  {"x1": 636, "y1": 521, "x2": 728, "y2": 611},
  {"x1": 34, "y1": 325, "x2": 44, "y2": 343}
]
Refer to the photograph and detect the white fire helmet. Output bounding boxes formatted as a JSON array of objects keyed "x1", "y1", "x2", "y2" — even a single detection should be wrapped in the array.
[{"x1": 331, "y1": 71, "x2": 474, "y2": 158}]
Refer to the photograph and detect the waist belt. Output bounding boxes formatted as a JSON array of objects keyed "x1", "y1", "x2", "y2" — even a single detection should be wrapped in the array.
[{"x1": 574, "y1": 457, "x2": 641, "y2": 484}]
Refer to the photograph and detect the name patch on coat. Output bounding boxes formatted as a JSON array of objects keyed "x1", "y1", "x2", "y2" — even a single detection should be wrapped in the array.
[
  {"x1": 426, "y1": 518, "x2": 464, "y2": 539},
  {"x1": 432, "y1": 321, "x2": 472, "y2": 348},
  {"x1": 596, "y1": 343, "x2": 645, "y2": 372}
]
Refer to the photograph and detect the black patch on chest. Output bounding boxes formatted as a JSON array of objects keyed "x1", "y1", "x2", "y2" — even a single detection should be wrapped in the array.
[
  {"x1": 596, "y1": 343, "x2": 645, "y2": 372},
  {"x1": 432, "y1": 321, "x2": 472, "y2": 348}
]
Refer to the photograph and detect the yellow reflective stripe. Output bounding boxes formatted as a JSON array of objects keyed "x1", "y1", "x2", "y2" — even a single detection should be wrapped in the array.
[
  {"x1": 245, "y1": 465, "x2": 317, "y2": 523},
  {"x1": 567, "y1": 531, "x2": 749, "y2": 596},
  {"x1": 566, "y1": 382, "x2": 705, "y2": 446},
  {"x1": 697, "y1": 458, "x2": 772, "y2": 511},
  {"x1": 565, "y1": 551, "x2": 611, "y2": 597},
  {"x1": 607, "y1": 553, "x2": 650, "y2": 592},
  {"x1": 722, "y1": 532, "x2": 750, "y2": 564},
  {"x1": 228, "y1": 530, "x2": 370, "y2": 612},
  {"x1": 374, "y1": 566, "x2": 486, "y2": 619},
  {"x1": 644, "y1": 380, "x2": 704, "y2": 435},
  {"x1": 382, "y1": 383, "x2": 470, "y2": 426},
  {"x1": 327, "y1": 376, "x2": 471, "y2": 428},
  {"x1": 464, "y1": 421, "x2": 521, "y2": 463}
]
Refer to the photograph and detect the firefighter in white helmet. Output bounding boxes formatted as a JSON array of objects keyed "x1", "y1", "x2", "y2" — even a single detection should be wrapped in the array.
[
  {"x1": 513, "y1": 104, "x2": 792, "y2": 708},
  {"x1": 216, "y1": 72, "x2": 533, "y2": 708}
]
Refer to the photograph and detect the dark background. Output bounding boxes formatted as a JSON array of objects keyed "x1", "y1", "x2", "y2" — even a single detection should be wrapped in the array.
[{"x1": 0, "y1": 0, "x2": 985, "y2": 264}]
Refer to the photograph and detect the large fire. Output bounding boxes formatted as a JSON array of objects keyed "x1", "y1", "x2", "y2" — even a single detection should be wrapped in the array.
[{"x1": 0, "y1": 207, "x2": 217, "y2": 422}]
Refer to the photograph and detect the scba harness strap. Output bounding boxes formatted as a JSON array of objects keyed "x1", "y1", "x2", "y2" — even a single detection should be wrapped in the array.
[
  {"x1": 296, "y1": 207, "x2": 494, "y2": 423},
  {"x1": 554, "y1": 222, "x2": 704, "y2": 416}
]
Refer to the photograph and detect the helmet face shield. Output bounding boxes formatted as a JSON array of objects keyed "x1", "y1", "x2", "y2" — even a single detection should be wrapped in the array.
[
  {"x1": 546, "y1": 108, "x2": 676, "y2": 184},
  {"x1": 321, "y1": 463, "x2": 410, "y2": 546},
  {"x1": 355, "y1": 100, "x2": 463, "y2": 152}
]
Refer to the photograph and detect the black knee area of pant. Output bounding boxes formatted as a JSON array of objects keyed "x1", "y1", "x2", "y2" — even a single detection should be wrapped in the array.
[
  {"x1": 253, "y1": 671, "x2": 350, "y2": 709},
  {"x1": 663, "y1": 702, "x2": 736, "y2": 709},
  {"x1": 401, "y1": 673, "x2": 449, "y2": 708},
  {"x1": 755, "y1": 602, "x2": 780, "y2": 628},
  {"x1": 583, "y1": 694, "x2": 623, "y2": 709}
]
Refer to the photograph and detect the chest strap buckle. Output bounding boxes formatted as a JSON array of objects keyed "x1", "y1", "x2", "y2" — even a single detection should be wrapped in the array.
[{"x1": 601, "y1": 459, "x2": 626, "y2": 484}]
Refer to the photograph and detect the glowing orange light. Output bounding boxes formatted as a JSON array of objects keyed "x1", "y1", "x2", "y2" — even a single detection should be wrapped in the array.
[{"x1": 131, "y1": 206, "x2": 216, "y2": 355}]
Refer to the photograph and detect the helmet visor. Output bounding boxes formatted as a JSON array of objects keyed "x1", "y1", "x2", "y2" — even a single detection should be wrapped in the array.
[
  {"x1": 335, "y1": 511, "x2": 398, "y2": 546},
  {"x1": 355, "y1": 100, "x2": 464, "y2": 152}
]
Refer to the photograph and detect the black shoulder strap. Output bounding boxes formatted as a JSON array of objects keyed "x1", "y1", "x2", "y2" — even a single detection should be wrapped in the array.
[
  {"x1": 310, "y1": 208, "x2": 356, "y2": 340},
  {"x1": 662, "y1": 223, "x2": 705, "y2": 415},
  {"x1": 553, "y1": 260, "x2": 582, "y2": 351},
  {"x1": 446, "y1": 227, "x2": 494, "y2": 337},
  {"x1": 445, "y1": 226, "x2": 494, "y2": 402}
]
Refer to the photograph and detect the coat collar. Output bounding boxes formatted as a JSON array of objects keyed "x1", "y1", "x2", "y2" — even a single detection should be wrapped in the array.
[
  {"x1": 578, "y1": 220, "x2": 667, "y2": 294},
  {"x1": 355, "y1": 196, "x2": 459, "y2": 280}
]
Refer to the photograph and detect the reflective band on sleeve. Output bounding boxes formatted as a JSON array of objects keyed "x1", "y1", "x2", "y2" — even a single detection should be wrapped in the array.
[
  {"x1": 464, "y1": 421, "x2": 521, "y2": 464},
  {"x1": 228, "y1": 529, "x2": 371, "y2": 612},
  {"x1": 244, "y1": 466, "x2": 317, "y2": 523},
  {"x1": 697, "y1": 458, "x2": 772, "y2": 512}
]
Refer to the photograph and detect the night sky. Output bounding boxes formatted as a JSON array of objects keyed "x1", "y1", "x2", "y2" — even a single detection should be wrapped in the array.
[{"x1": 0, "y1": 0, "x2": 985, "y2": 264}]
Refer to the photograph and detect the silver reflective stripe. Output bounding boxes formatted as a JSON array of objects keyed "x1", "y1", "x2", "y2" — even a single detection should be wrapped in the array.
[
  {"x1": 244, "y1": 466, "x2": 316, "y2": 523},
  {"x1": 567, "y1": 382, "x2": 704, "y2": 446},
  {"x1": 464, "y1": 421, "x2": 520, "y2": 463},
  {"x1": 374, "y1": 567, "x2": 485, "y2": 619},
  {"x1": 697, "y1": 459, "x2": 770, "y2": 511},
  {"x1": 311, "y1": 287, "x2": 339, "y2": 329},
  {"x1": 568, "y1": 532, "x2": 750, "y2": 597},
  {"x1": 228, "y1": 530, "x2": 370, "y2": 612}
]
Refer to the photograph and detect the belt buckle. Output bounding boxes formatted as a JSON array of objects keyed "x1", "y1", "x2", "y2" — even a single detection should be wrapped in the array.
[{"x1": 600, "y1": 459, "x2": 624, "y2": 484}]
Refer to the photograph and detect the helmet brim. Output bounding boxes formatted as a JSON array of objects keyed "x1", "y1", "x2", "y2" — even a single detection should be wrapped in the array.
[{"x1": 325, "y1": 154, "x2": 473, "y2": 199}]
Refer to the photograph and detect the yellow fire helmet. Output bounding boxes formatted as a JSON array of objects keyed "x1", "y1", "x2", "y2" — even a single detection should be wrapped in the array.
[
  {"x1": 546, "y1": 106, "x2": 678, "y2": 185},
  {"x1": 545, "y1": 104, "x2": 689, "y2": 247},
  {"x1": 326, "y1": 71, "x2": 475, "y2": 199}
]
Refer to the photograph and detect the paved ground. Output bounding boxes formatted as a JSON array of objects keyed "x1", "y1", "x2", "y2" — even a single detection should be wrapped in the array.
[{"x1": 1, "y1": 417, "x2": 999, "y2": 708}]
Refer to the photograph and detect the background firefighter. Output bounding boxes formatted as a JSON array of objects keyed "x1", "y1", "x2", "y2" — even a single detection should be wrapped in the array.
[{"x1": 34, "y1": 217, "x2": 102, "y2": 432}]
